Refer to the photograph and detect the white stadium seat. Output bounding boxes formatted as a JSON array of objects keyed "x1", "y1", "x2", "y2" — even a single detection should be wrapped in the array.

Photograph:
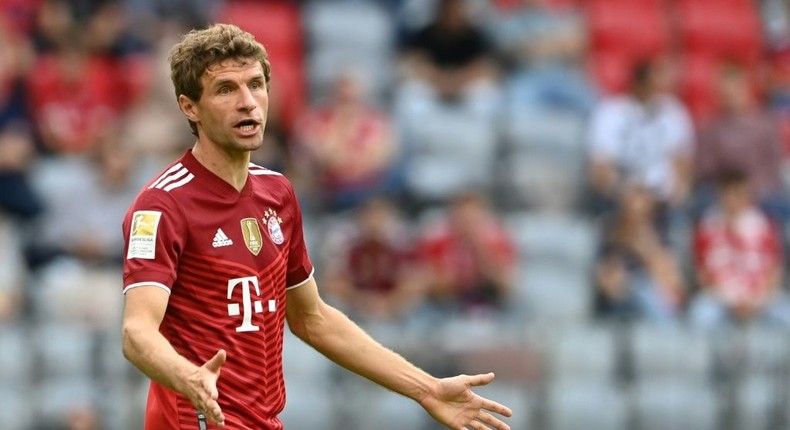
[
  {"x1": 548, "y1": 380, "x2": 628, "y2": 430},
  {"x1": 634, "y1": 379, "x2": 717, "y2": 430}
]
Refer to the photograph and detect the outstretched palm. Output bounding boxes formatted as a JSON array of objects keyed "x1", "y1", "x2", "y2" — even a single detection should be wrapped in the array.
[{"x1": 420, "y1": 373, "x2": 512, "y2": 430}]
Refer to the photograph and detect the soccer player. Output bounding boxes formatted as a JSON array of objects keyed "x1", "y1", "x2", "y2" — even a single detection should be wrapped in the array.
[{"x1": 121, "y1": 24, "x2": 512, "y2": 430}]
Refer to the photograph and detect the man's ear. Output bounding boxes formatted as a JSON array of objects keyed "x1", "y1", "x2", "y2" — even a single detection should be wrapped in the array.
[{"x1": 178, "y1": 94, "x2": 200, "y2": 123}]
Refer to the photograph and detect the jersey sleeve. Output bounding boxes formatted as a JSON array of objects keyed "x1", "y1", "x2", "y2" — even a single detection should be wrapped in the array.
[
  {"x1": 284, "y1": 183, "x2": 314, "y2": 289},
  {"x1": 121, "y1": 189, "x2": 187, "y2": 294}
]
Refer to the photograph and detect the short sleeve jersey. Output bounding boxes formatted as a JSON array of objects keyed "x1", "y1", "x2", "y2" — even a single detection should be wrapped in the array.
[{"x1": 122, "y1": 150, "x2": 314, "y2": 430}]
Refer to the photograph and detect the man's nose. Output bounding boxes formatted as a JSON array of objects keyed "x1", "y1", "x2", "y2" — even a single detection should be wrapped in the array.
[{"x1": 237, "y1": 86, "x2": 257, "y2": 111}]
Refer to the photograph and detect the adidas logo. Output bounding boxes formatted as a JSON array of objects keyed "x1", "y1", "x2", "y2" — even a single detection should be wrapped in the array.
[{"x1": 212, "y1": 228, "x2": 233, "y2": 248}]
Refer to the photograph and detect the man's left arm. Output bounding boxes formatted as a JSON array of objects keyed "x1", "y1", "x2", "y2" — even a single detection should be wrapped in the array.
[{"x1": 285, "y1": 278, "x2": 512, "y2": 430}]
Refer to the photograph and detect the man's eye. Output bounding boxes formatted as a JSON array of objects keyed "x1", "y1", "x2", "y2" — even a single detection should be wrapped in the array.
[
  {"x1": 251, "y1": 81, "x2": 262, "y2": 90},
  {"x1": 219, "y1": 87, "x2": 231, "y2": 94}
]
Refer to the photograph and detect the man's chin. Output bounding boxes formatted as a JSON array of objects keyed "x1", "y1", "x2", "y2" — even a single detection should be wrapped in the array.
[{"x1": 234, "y1": 136, "x2": 264, "y2": 152}]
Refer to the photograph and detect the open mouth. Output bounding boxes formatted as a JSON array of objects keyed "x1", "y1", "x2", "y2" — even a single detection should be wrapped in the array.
[{"x1": 235, "y1": 119, "x2": 259, "y2": 132}]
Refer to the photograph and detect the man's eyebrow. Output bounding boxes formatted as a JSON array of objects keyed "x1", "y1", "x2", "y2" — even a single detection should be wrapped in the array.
[{"x1": 211, "y1": 79, "x2": 237, "y2": 88}]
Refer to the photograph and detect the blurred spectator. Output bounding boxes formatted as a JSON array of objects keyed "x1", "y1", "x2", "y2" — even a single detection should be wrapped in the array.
[
  {"x1": 491, "y1": 0, "x2": 596, "y2": 114},
  {"x1": 594, "y1": 184, "x2": 684, "y2": 322},
  {"x1": 124, "y1": 0, "x2": 216, "y2": 31},
  {"x1": 695, "y1": 63, "x2": 788, "y2": 220},
  {"x1": 587, "y1": 58, "x2": 694, "y2": 215},
  {"x1": 120, "y1": 25, "x2": 193, "y2": 163},
  {"x1": 27, "y1": 28, "x2": 121, "y2": 154},
  {"x1": 30, "y1": 0, "x2": 73, "y2": 53},
  {"x1": 0, "y1": 213, "x2": 26, "y2": 322},
  {"x1": 293, "y1": 70, "x2": 399, "y2": 212},
  {"x1": 760, "y1": 0, "x2": 790, "y2": 49},
  {"x1": 396, "y1": 0, "x2": 500, "y2": 118},
  {"x1": 84, "y1": 0, "x2": 149, "y2": 56},
  {"x1": 690, "y1": 170, "x2": 790, "y2": 329},
  {"x1": 417, "y1": 192, "x2": 516, "y2": 317},
  {"x1": 26, "y1": 137, "x2": 137, "y2": 327},
  {"x1": 0, "y1": 17, "x2": 42, "y2": 219},
  {"x1": 322, "y1": 197, "x2": 424, "y2": 323},
  {"x1": 31, "y1": 137, "x2": 143, "y2": 266},
  {"x1": 766, "y1": 44, "x2": 790, "y2": 189}
]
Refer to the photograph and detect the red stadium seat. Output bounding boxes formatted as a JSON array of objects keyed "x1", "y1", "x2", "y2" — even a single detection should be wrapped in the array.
[
  {"x1": 0, "y1": 0, "x2": 40, "y2": 34},
  {"x1": 217, "y1": 1, "x2": 306, "y2": 132},
  {"x1": 677, "y1": 55, "x2": 718, "y2": 124},
  {"x1": 587, "y1": 0, "x2": 670, "y2": 61},
  {"x1": 678, "y1": 54, "x2": 763, "y2": 125},
  {"x1": 589, "y1": 52, "x2": 632, "y2": 95},
  {"x1": 675, "y1": 0, "x2": 762, "y2": 64}
]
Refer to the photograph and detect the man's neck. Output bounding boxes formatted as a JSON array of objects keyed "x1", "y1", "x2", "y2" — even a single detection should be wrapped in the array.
[{"x1": 192, "y1": 141, "x2": 250, "y2": 192}]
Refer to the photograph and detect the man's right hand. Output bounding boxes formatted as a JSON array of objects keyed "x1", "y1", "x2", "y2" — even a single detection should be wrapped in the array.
[{"x1": 183, "y1": 349, "x2": 227, "y2": 426}]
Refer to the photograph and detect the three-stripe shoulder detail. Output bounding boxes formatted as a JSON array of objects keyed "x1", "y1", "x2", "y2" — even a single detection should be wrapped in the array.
[
  {"x1": 248, "y1": 162, "x2": 283, "y2": 176},
  {"x1": 148, "y1": 163, "x2": 195, "y2": 192}
]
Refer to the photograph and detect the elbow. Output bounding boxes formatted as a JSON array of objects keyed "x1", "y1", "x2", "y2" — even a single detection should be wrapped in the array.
[
  {"x1": 287, "y1": 317, "x2": 310, "y2": 343},
  {"x1": 286, "y1": 305, "x2": 330, "y2": 346},
  {"x1": 121, "y1": 321, "x2": 140, "y2": 363}
]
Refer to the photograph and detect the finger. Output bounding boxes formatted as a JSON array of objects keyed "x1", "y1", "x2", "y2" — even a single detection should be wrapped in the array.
[
  {"x1": 481, "y1": 397, "x2": 512, "y2": 417},
  {"x1": 204, "y1": 349, "x2": 227, "y2": 374},
  {"x1": 202, "y1": 400, "x2": 225, "y2": 426},
  {"x1": 465, "y1": 421, "x2": 488, "y2": 430},
  {"x1": 477, "y1": 411, "x2": 511, "y2": 430},
  {"x1": 465, "y1": 372, "x2": 495, "y2": 387}
]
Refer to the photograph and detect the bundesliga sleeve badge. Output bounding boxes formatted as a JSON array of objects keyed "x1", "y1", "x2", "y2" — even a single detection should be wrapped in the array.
[{"x1": 127, "y1": 211, "x2": 162, "y2": 259}]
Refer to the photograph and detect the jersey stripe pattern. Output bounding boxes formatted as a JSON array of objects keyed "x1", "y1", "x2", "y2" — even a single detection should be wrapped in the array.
[
  {"x1": 168, "y1": 251, "x2": 288, "y2": 428},
  {"x1": 123, "y1": 151, "x2": 314, "y2": 430}
]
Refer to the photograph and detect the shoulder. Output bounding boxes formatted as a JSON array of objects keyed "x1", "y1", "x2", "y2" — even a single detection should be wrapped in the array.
[
  {"x1": 127, "y1": 161, "x2": 194, "y2": 216},
  {"x1": 248, "y1": 162, "x2": 297, "y2": 197},
  {"x1": 740, "y1": 207, "x2": 774, "y2": 230},
  {"x1": 143, "y1": 160, "x2": 196, "y2": 195},
  {"x1": 591, "y1": 96, "x2": 633, "y2": 121},
  {"x1": 657, "y1": 95, "x2": 692, "y2": 119},
  {"x1": 248, "y1": 161, "x2": 287, "y2": 181}
]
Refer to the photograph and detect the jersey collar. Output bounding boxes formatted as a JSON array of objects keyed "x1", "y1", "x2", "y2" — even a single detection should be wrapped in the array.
[{"x1": 180, "y1": 149, "x2": 253, "y2": 199}]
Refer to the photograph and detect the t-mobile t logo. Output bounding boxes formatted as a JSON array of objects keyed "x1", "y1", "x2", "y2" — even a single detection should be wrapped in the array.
[{"x1": 227, "y1": 276, "x2": 277, "y2": 332}]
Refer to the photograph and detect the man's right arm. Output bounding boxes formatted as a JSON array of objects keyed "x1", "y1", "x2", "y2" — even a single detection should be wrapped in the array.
[{"x1": 122, "y1": 286, "x2": 227, "y2": 426}]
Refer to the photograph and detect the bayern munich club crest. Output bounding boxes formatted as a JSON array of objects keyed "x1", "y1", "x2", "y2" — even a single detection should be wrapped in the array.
[{"x1": 263, "y1": 208, "x2": 285, "y2": 245}]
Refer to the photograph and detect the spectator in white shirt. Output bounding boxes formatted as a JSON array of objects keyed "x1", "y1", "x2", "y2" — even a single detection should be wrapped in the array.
[{"x1": 587, "y1": 58, "x2": 695, "y2": 216}]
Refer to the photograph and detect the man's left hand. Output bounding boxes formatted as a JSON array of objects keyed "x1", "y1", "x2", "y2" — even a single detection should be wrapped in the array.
[{"x1": 419, "y1": 373, "x2": 512, "y2": 430}]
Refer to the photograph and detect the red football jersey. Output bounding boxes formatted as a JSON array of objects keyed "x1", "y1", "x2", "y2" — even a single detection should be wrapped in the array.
[
  {"x1": 122, "y1": 150, "x2": 314, "y2": 430},
  {"x1": 694, "y1": 207, "x2": 782, "y2": 305}
]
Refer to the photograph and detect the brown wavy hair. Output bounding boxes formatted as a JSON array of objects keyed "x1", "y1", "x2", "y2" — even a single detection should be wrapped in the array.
[{"x1": 168, "y1": 23, "x2": 272, "y2": 136}]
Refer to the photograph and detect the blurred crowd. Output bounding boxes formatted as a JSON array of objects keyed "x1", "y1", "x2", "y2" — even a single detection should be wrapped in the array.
[{"x1": 3, "y1": 0, "x2": 790, "y2": 428}]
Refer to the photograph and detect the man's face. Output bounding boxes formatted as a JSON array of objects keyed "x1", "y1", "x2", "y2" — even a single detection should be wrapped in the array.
[
  {"x1": 182, "y1": 59, "x2": 268, "y2": 155},
  {"x1": 721, "y1": 183, "x2": 751, "y2": 215}
]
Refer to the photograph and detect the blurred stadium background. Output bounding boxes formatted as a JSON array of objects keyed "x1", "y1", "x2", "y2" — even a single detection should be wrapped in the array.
[{"x1": 3, "y1": 0, "x2": 790, "y2": 429}]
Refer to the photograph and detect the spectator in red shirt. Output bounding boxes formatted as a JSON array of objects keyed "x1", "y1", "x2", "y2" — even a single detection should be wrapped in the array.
[
  {"x1": 417, "y1": 192, "x2": 517, "y2": 317},
  {"x1": 322, "y1": 197, "x2": 424, "y2": 323},
  {"x1": 691, "y1": 170, "x2": 790, "y2": 329},
  {"x1": 293, "y1": 70, "x2": 399, "y2": 212},
  {"x1": 27, "y1": 28, "x2": 120, "y2": 154}
]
